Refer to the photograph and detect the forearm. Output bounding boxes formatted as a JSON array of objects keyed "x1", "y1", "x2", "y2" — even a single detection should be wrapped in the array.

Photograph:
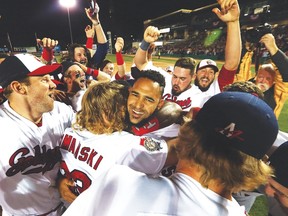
[
  {"x1": 223, "y1": 20, "x2": 241, "y2": 70},
  {"x1": 94, "y1": 23, "x2": 107, "y2": 44},
  {"x1": 115, "y1": 52, "x2": 126, "y2": 78},
  {"x1": 91, "y1": 42, "x2": 108, "y2": 68},
  {"x1": 271, "y1": 49, "x2": 288, "y2": 82},
  {"x1": 134, "y1": 41, "x2": 150, "y2": 70}
]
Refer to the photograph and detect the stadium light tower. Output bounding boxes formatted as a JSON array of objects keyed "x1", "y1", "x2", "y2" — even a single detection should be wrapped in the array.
[{"x1": 59, "y1": 0, "x2": 76, "y2": 45}]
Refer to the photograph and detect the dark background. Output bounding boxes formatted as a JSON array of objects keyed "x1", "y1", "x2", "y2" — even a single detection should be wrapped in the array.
[{"x1": 0, "y1": 0, "x2": 286, "y2": 49}]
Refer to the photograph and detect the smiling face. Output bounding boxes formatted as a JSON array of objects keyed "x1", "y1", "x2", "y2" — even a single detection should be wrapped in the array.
[
  {"x1": 74, "y1": 47, "x2": 88, "y2": 65},
  {"x1": 127, "y1": 77, "x2": 164, "y2": 125},
  {"x1": 194, "y1": 66, "x2": 216, "y2": 91},
  {"x1": 102, "y1": 62, "x2": 115, "y2": 77},
  {"x1": 64, "y1": 64, "x2": 86, "y2": 93}
]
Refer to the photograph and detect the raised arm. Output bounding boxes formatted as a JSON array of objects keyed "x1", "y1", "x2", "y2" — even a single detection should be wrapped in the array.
[
  {"x1": 37, "y1": 37, "x2": 58, "y2": 65},
  {"x1": 134, "y1": 26, "x2": 160, "y2": 71},
  {"x1": 261, "y1": 33, "x2": 288, "y2": 82},
  {"x1": 85, "y1": 5, "x2": 108, "y2": 68},
  {"x1": 114, "y1": 37, "x2": 127, "y2": 79},
  {"x1": 213, "y1": 0, "x2": 241, "y2": 71}
]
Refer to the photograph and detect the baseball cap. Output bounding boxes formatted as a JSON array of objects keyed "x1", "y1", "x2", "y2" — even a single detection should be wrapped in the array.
[
  {"x1": 0, "y1": 53, "x2": 62, "y2": 88},
  {"x1": 195, "y1": 91, "x2": 278, "y2": 159},
  {"x1": 269, "y1": 141, "x2": 288, "y2": 187},
  {"x1": 165, "y1": 66, "x2": 174, "y2": 72},
  {"x1": 196, "y1": 59, "x2": 219, "y2": 72}
]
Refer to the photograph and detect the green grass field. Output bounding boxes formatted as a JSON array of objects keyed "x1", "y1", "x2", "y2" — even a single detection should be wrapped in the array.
[{"x1": 106, "y1": 54, "x2": 287, "y2": 132}]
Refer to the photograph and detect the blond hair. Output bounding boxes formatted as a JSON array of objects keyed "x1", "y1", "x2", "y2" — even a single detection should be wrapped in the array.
[{"x1": 73, "y1": 81, "x2": 129, "y2": 134}]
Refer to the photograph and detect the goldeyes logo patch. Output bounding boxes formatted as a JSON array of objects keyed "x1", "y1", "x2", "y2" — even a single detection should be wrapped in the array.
[{"x1": 215, "y1": 123, "x2": 244, "y2": 141}]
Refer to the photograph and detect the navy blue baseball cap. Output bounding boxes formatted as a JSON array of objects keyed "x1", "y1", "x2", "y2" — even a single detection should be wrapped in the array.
[{"x1": 195, "y1": 91, "x2": 278, "y2": 159}]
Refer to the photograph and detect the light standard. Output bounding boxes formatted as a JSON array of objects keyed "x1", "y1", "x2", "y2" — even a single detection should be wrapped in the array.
[{"x1": 59, "y1": 0, "x2": 76, "y2": 45}]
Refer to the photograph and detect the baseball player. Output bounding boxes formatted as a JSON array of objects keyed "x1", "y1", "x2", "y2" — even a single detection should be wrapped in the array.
[
  {"x1": 0, "y1": 54, "x2": 75, "y2": 215},
  {"x1": 59, "y1": 74, "x2": 178, "y2": 203},
  {"x1": 133, "y1": 0, "x2": 241, "y2": 111},
  {"x1": 62, "y1": 90, "x2": 278, "y2": 216}
]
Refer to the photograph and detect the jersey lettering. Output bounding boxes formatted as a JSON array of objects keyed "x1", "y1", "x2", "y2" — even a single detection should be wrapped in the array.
[
  {"x1": 162, "y1": 93, "x2": 192, "y2": 110},
  {"x1": 131, "y1": 116, "x2": 160, "y2": 136},
  {"x1": 6, "y1": 145, "x2": 61, "y2": 176},
  {"x1": 60, "y1": 134, "x2": 104, "y2": 171}
]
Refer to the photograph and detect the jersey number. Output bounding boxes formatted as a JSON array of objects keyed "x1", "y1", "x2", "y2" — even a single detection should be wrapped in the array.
[{"x1": 60, "y1": 161, "x2": 92, "y2": 195}]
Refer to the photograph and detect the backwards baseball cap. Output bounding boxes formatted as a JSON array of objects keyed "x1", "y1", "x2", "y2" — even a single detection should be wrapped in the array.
[
  {"x1": 0, "y1": 53, "x2": 62, "y2": 88},
  {"x1": 196, "y1": 59, "x2": 219, "y2": 72},
  {"x1": 195, "y1": 91, "x2": 278, "y2": 159},
  {"x1": 269, "y1": 141, "x2": 288, "y2": 187}
]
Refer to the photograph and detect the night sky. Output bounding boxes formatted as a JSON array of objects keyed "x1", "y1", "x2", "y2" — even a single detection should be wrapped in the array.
[
  {"x1": 0, "y1": 0, "x2": 284, "y2": 49},
  {"x1": 0, "y1": 0, "x2": 229, "y2": 48}
]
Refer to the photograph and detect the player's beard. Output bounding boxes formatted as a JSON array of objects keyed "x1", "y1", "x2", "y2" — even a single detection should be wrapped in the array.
[
  {"x1": 194, "y1": 77, "x2": 213, "y2": 92},
  {"x1": 172, "y1": 84, "x2": 191, "y2": 96}
]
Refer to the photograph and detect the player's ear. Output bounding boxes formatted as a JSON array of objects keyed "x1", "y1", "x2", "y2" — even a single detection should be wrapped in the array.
[
  {"x1": 10, "y1": 81, "x2": 27, "y2": 94},
  {"x1": 192, "y1": 73, "x2": 197, "y2": 80},
  {"x1": 157, "y1": 99, "x2": 165, "y2": 110}
]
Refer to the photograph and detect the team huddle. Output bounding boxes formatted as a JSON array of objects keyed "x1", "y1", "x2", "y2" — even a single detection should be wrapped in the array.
[{"x1": 0, "y1": 0, "x2": 288, "y2": 215}]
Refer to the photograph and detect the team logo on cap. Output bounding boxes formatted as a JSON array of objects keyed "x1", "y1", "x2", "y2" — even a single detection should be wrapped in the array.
[
  {"x1": 216, "y1": 123, "x2": 244, "y2": 141},
  {"x1": 140, "y1": 137, "x2": 162, "y2": 152},
  {"x1": 206, "y1": 60, "x2": 214, "y2": 65}
]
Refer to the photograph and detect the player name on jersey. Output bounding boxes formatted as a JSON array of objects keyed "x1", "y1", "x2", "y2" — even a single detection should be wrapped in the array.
[{"x1": 60, "y1": 134, "x2": 103, "y2": 170}]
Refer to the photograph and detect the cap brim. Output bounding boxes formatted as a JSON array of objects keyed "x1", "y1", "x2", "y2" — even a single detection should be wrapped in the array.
[
  {"x1": 198, "y1": 65, "x2": 219, "y2": 72},
  {"x1": 28, "y1": 63, "x2": 62, "y2": 77}
]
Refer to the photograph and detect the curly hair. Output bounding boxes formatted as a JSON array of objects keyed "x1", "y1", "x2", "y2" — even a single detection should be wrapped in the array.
[
  {"x1": 223, "y1": 81, "x2": 264, "y2": 99},
  {"x1": 176, "y1": 120, "x2": 273, "y2": 193},
  {"x1": 73, "y1": 81, "x2": 129, "y2": 134},
  {"x1": 66, "y1": 43, "x2": 92, "y2": 67}
]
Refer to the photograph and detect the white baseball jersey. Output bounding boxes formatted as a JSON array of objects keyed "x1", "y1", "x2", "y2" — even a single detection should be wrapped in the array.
[
  {"x1": 0, "y1": 101, "x2": 74, "y2": 216},
  {"x1": 145, "y1": 64, "x2": 235, "y2": 111},
  {"x1": 71, "y1": 89, "x2": 86, "y2": 112},
  {"x1": 59, "y1": 128, "x2": 168, "y2": 195},
  {"x1": 63, "y1": 165, "x2": 247, "y2": 216}
]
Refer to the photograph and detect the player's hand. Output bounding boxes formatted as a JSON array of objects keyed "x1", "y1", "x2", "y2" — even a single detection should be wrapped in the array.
[
  {"x1": 85, "y1": 25, "x2": 95, "y2": 38},
  {"x1": 260, "y1": 33, "x2": 278, "y2": 56},
  {"x1": 58, "y1": 177, "x2": 77, "y2": 203},
  {"x1": 53, "y1": 90, "x2": 73, "y2": 106},
  {"x1": 143, "y1": 26, "x2": 160, "y2": 43},
  {"x1": 85, "y1": 7, "x2": 100, "y2": 24},
  {"x1": 213, "y1": 0, "x2": 240, "y2": 23},
  {"x1": 37, "y1": 38, "x2": 58, "y2": 50},
  {"x1": 115, "y1": 37, "x2": 124, "y2": 53}
]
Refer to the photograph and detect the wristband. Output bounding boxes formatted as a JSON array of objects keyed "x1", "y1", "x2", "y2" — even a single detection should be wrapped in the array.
[
  {"x1": 42, "y1": 48, "x2": 53, "y2": 62},
  {"x1": 86, "y1": 38, "x2": 93, "y2": 49},
  {"x1": 115, "y1": 71, "x2": 126, "y2": 80},
  {"x1": 116, "y1": 52, "x2": 124, "y2": 65},
  {"x1": 86, "y1": 67, "x2": 99, "y2": 78},
  {"x1": 140, "y1": 40, "x2": 150, "y2": 51}
]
